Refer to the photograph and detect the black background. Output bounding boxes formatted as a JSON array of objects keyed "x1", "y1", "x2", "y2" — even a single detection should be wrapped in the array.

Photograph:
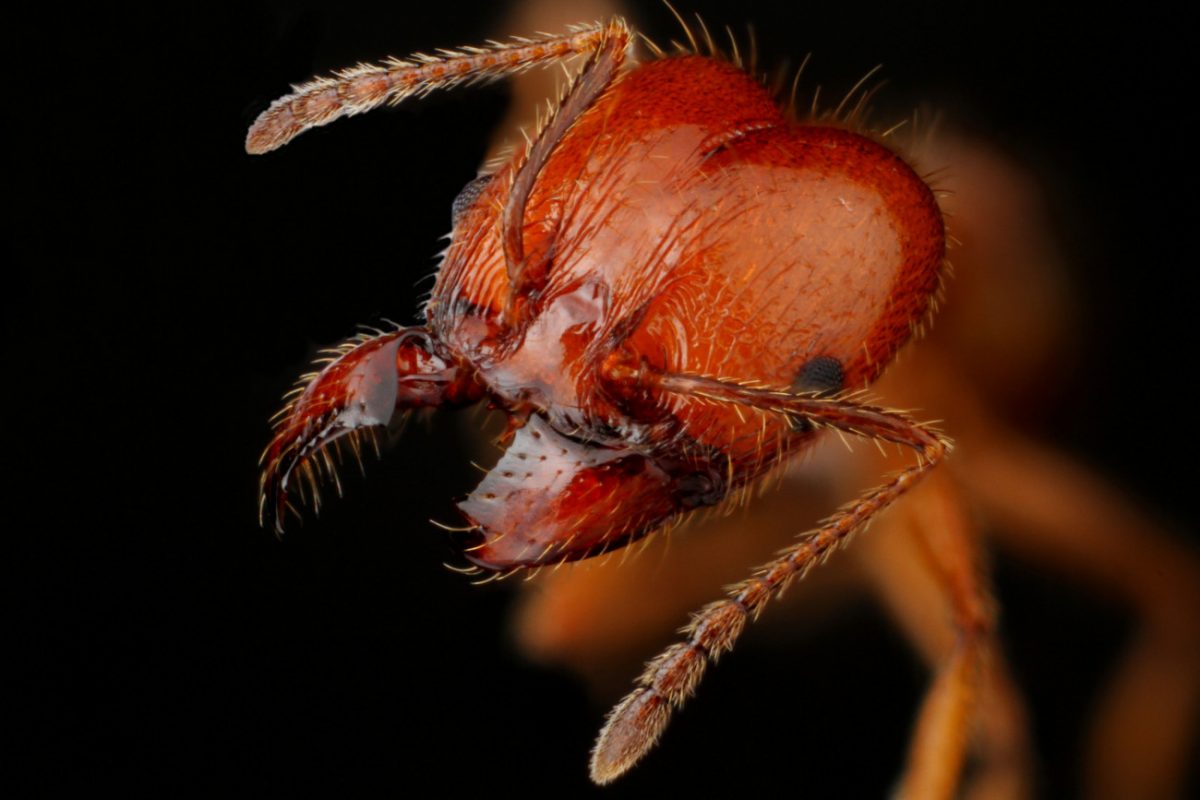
[{"x1": 12, "y1": 1, "x2": 1198, "y2": 795}]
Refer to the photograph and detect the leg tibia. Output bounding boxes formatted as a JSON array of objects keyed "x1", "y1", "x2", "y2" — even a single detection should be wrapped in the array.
[{"x1": 899, "y1": 637, "x2": 979, "y2": 799}]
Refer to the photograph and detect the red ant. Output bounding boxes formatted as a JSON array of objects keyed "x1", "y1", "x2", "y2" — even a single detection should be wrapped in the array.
[{"x1": 250, "y1": 14, "x2": 960, "y2": 787}]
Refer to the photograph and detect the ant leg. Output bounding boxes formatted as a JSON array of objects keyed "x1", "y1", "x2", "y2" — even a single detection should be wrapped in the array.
[
  {"x1": 589, "y1": 370, "x2": 951, "y2": 783},
  {"x1": 961, "y1": 427, "x2": 1200, "y2": 799},
  {"x1": 246, "y1": 20, "x2": 628, "y2": 154},
  {"x1": 862, "y1": 467, "x2": 1031, "y2": 799}
]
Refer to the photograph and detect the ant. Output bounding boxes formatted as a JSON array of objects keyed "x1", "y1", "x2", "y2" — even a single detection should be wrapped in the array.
[{"x1": 247, "y1": 9, "x2": 1199, "y2": 794}]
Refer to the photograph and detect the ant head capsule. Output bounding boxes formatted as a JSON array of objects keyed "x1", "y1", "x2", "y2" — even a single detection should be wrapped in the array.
[{"x1": 249, "y1": 16, "x2": 948, "y2": 785}]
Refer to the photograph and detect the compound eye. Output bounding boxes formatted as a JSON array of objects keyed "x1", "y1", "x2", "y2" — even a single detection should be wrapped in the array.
[
  {"x1": 451, "y1": 174, "x2": 493, "y2": 227},
  {"x1": 793, "y1": 355, "x2": 844, "y2": 396},
  {"x1": 789, "y1": 355, "x2": 844, "y2": 434}
]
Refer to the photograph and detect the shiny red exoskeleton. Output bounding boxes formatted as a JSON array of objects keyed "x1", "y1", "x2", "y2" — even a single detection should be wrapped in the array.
[{"x1": 249, "y1": 18, "x2": 947, "y2": 783}]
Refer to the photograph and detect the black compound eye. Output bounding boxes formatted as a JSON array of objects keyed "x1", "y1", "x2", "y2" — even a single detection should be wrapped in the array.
[
  {"x1": 789, "y1": 355, "x2": 844, "y2": 433},
  {"x1": 451, "y1": 174, "x2": 493, "y2": 227},
  {"x1": 793, "y1": 355, "x2": 844, "y2": 396}
]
